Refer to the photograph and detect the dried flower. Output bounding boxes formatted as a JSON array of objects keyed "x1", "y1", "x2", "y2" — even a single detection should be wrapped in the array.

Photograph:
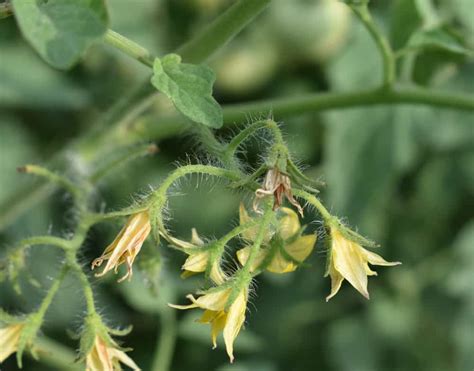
[
  {"x1": 0, "y1": 323, "x2": 23, "y2": 363},
  {"x1": 326, "y1": 228, "x2": 401, "y2": 301},
  {"x1": 255, "y1": 168, "x2": 303, "y2": 216},
  {"x1": 86, "y1": 335, "x2": 140, "y2": 371},
  {"x1": 92, "y1": 211, "x2": 151, "y2": 282},
  {"x1": 170, "y1": 288, "x2": 248, "y2": 363}
]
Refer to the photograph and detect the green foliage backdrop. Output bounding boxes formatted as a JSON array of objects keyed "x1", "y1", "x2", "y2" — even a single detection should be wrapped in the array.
[{"x1": 0, "y1": 0, "x2": 473, "y2": 370}]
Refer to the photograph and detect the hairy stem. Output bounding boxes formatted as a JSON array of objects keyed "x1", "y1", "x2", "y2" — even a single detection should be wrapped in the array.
[
  {"x1": 17, "y1": 236, "x2": 71, "y2": 251},
  {"x1": 35, "y1": 266, "x2": 68, "y2": 319},
  {"x1": 293, "y1": 189, "x2": 332, "y2": 222},
  {"x1": 239, "y1": 200, "x2": 274, "y2": 277},
  {"x1": 103, "y1": 29, "x2": 155, "y2": 68}
]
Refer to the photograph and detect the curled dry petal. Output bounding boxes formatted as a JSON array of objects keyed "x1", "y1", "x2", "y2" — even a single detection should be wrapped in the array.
[
  {"x1": 0, "y1": 324, "x2": 23, "y2": 363},
  {"x1": 86, "y1": 336, "x2": 140, "y2": 371},
  {"x1": 254, "y1": 168, "x2": 303, "y2": 216},
  {"x1": 91, "y1": 211, "x2": 151, "y2": 282}
]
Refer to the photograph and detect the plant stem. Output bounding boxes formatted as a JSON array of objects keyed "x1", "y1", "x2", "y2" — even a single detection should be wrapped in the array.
[
  {"x1": 103, "y1": 29, "x2": 155, "y2": 68},
  {"x1": 36, "y1": 266, "x2": 68, "y2": 319},
  {"x1": 240, "y1": 200, "x2": 273, "y2": 276},
  {"x1": 350, "y1": 4, "x2": 396, "y2": 88},
  {"x1": 17, "y1": 236, "x2": 71, "y2": 251},
  {"x1": 151, "y1": 307, "x2": 177, "y2": 371},
  {"x1": 33, "y1": 337, "x2": 81, "y2": 371},
  {"x1": 293, "y1": 189, "x2": 332, "y2": 222},
  {"x1": 176, "y1": 0, "x2": 272, "y2": 64},
  {"x1": 18, "y1": 164, "x2": 83, "y2": 200},
  {"x1": 220, "y1": 87, "x2": 474, "y2": 123}
]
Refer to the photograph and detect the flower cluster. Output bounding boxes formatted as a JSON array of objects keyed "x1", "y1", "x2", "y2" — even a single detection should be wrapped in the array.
[{"x1": 78, "y1": 166, "x2": 401, "y2": 364}]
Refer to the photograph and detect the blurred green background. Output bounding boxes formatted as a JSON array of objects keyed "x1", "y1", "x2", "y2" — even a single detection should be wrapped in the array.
[{"x1": 1, "y1": 0, "x2": 473, "y2": 370}]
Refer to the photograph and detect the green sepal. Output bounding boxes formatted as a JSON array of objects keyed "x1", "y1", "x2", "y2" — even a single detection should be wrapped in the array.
[{"x1": 16, "y1": 314, "x2": 42, "y2": 368}]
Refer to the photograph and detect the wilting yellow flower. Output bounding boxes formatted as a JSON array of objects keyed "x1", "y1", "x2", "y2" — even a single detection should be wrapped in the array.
[
  {"x1": 91, "y1": 211, "x2": 151, "y2": 282},
  {"x1": 86, "y1": 335, "x2": 140, "y2": 371},
  {"x1": 326, "y1": 228, "x2": 401, "y2": 301},
  {"x1": 0, "y1": 323, "x2": 23, "y2": 363},
  {"x1": 170, "y1": 288, "x2": 248, "y2": 362},
  {"x1": 237, "y1": 207, "x2": 316, "y2": 273},
  {"x1": 255, "y1": 168, "x2": 303, "y2": 216},
  {"x1": 169, "y1": 228, "x2": 226, "y2": 284}
]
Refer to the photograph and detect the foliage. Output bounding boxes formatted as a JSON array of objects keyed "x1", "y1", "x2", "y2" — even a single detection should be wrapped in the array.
[{"x1": 0, "y1": 0, "x2": 473, "y2": 370}]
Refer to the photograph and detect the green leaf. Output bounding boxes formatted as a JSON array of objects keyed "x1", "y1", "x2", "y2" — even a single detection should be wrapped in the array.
[
  {"x1": 12, "y1": 0, "x2": 109, "y2": 69},
  {"x1": 406, "y1": 26, "x2": 472, "y2": 55},
  {"x1": 151, "y1": 54, "x2": 223, "y2": 128},
  {"x1": 390, "y1": 0, "x2": 422, "y2": 50}
]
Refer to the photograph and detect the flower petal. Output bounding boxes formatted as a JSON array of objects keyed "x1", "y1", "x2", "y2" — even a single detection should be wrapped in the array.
[
  {"x1": 236, "y1": 247, "x2": 266, "y2": 272},
  {"x1": 362, "y1": 248, "x2": 402, "y2": 267},
  {"x1": 223, "y1": 292, "x2": 247, "y2": 363},
  {"x1": 326, "y1": 265, "x2": 344, "y2": 302},
  {"x1": 278, "y1": 207, "x2": 300, "y2": 239},
  {"x1": 109, "y1": 348, "x2": 141, "y2": 371},
  {"x1": 182, "y1": 252, "x2": 208, "y2": 273},
  {"x1": 285, "y1": 234, "x2": 316, "y2": 262},
  {"x1": 332, "y1": 236, "x2": 370, "y2": 299},
  {"x1": 195, "y1": 290, "x2": 232, "y2": 312}
]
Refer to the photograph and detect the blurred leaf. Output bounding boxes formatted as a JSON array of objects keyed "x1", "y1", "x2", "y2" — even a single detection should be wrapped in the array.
[
  {"x1": 390, "y1": 0, "x2": 422, "y2": 50},
  {"x1": 449, "y1": 0, "x2": 474, "y2": 43},
  {"x1": 0, "y1": 44, "x2": 88, "y2": 108},
  {"x1": 12, "y1": 0, "x2": 109, "y2": 69},
  {"x1": 324, "y1": 19, "x2": 474, "y2": 238},
  {"x1": 151, "y1": 54, "x2": 223, "y2": 128},
  {"x1": 328, "y1": 316, "x2": 378, "y2": 371},
  {"x1": 0, "y1": 117, "x2": 36, "y2": 203},
  {"x1": 216, "y1": 360, "x2": 277, "y2": 371},
  {"x1": 445, "y1": 222, "x2": 474, "y2": 298},
  {"x1": 406, "y1": 26, "x2": 472, "y2": 55},
  {"x1": 120, "y1": 271, "x2": 175, "y2": 315}
]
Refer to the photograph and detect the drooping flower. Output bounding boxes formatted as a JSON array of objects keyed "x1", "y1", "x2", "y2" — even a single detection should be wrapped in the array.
[
  {"x1": 86, "y1": 335, "x2": 140, "y2": 371},
  {"x1": 237, "y1": 206, "x2": 316, "y2": 273},
  {"x1": 169, "y1": 228, "x2": 226, "y2": 284},
  {"x1": 92, "y1": 211, "x2": 151, "y2": 282},
  {"x1": 254, "y1": 168, "x2": 303, "y2": 216},
  {"x1": 0, "y1": 323, "x2": 23, "y2": 363},
  {"x1": 326, "y1": 227, "x2": 401, "y2": 301},
  {"x1": 169, "y1": 287, "x2": 248, "y2": 362}
]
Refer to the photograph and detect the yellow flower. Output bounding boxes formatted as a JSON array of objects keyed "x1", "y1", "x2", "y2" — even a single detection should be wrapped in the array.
[
  {"x1": 86, "y1": 335, "x2": 140, "y2": 371},
  {"x1": 91, "y1": 211, "x2": 151, "y2": 282},
  {"x1": 170, "y1": 228, "x2": 226, "y2": 284},
  {"x1": 326, "y1": 228, "x2": 401, "y2": 301},
  {"x1": 0, "y1": 323, "x2": 23, "y2": 363},
  {"x1": 170, "y1": 288, "x2": 248, "y2": 363},
  {"x1": 237, "y1": 207, "x2": 316, "y2": 273},
  {"x1": 254, "y1": 168, "x2": 303, "y2": 216}
]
